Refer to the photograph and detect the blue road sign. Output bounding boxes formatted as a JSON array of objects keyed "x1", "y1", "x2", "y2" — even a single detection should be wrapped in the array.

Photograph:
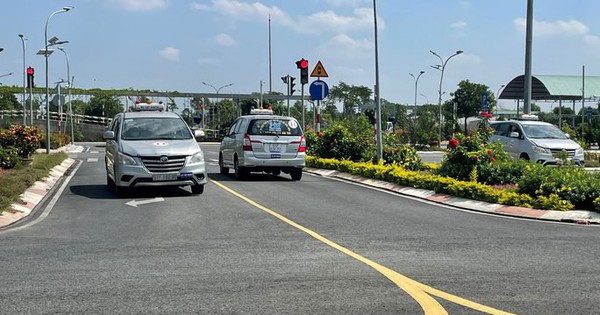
[
  {"x1": 309, "y1": 80, "x2": 329, "y2": 101},
  {"x1": 587, "y1": 106, "x2": 593, "y2": 119}
]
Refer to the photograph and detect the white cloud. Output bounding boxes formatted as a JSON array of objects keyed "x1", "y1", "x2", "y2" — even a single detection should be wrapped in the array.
[
  {"x1": 451, "y1": 21, "x2": 468, "y2": 29},
  {"x1": 317, "y1": 34, "x2": 372, "y2": 59},
  {"x1": 191, "y1": 0, "x2": 381, "y2": 34},
  {"x1": 326, "y1": 0, "x2": 367, "y2": 7},
  {"x1": 215, "y1": 33, "x2": 236, "y2": 46},
  {"x1": 159, "y1": 47, "x2": 180, "y2": 61},
  {"x1": 109, "y1": 0, "x2": 169, "y2": 11},
  {"x1": 514, "y1": 18, "x2": 589, "y2": 37}
]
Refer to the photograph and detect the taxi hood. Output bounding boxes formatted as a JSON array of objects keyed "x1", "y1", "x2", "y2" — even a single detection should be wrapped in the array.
[
  {"x1": 530, "y1": 138, "x2": 581, "y2": 150},
  {"x1": 120, "y1": 139, "x2": 201, "y2": 156}
]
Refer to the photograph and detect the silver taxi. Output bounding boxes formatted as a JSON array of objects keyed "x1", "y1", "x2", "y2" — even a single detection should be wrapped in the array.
[
  {"x1": 103, "y1": 101, "x2": 207, "y2": 196},
  {"x1": 219, "y1": 108, "x2": 306, "y2": 180}
]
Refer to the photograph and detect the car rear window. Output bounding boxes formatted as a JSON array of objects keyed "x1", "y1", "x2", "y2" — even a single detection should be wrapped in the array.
[{"x1": 248, "y1": 118, "x2": 302, "y2": 136}]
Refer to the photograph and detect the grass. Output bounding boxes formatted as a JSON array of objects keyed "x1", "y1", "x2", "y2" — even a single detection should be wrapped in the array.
[{"x1": 0, "y1": 152, "x2": 68, "y2": 213}]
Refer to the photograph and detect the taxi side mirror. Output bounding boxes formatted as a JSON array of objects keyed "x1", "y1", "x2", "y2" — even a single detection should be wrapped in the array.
[{"x1": 103, "y1": 130, "x2": 115, "y2": 140}]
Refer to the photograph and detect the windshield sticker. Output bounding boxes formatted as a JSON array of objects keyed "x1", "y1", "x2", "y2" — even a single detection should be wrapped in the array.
[
  {"x1": 269, "y1": 121, "x2": 282, "y2": 132},
  {"x1": 288, "y1": 120, "x2": 298, "y2": 129}
]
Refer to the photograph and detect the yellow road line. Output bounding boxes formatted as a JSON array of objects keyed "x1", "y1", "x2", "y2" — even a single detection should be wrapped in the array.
[{"x1": 212, "y1": 179, "x2": 515, "y2": 315}]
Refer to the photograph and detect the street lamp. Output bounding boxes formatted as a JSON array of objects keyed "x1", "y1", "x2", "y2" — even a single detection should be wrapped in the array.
[
  {"x1": 19, "y1": 34, "x2": 27, "y2": 125},
  {"x1": 0, "y1": 72, "x2": 13, "y2": 79},
  {"x1": 201, "y1": 82, "x2": 234, "y2": 130},
  {"x1": 430, "y1": 49, "x2": 463, "y2": 145},
  {"x1": 420, "y1": 93, "x2": 429, "y2": 104},
  {"x1": 43, "y1": 6, "x2": 74, "y2": 154},
  {"x1": 409, "y1": 71, "x2": 425, "y2": 107},
  {"x1": 57, "y1": 47, "x2": 73, "y2": 144},
  {"x1": 496, "y1": 84, "x2": 505, "y2": 116}
]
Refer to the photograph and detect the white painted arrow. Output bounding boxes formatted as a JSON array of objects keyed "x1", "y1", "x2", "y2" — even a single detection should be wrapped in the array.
[{"x1": 125, "y1": 197, "x2": 165, "y2": 207}]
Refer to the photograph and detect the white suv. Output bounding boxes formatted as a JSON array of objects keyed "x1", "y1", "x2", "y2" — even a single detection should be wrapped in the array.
[
  {"x1": 489, "y1": 120, "x2": 584, "y2": 166},
  {"x1": 219, "y1": 109, "x2": 306, "y2": 180}
]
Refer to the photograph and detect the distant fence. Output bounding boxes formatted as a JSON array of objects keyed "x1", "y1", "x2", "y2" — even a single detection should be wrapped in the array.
[{"x1": 0, "y1": 109, "x2": 112, "y2": 126}]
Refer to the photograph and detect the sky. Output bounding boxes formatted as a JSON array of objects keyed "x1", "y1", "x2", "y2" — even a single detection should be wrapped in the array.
[{"x1": 2, "y1": 0, "x2": 600, "y2": 112}]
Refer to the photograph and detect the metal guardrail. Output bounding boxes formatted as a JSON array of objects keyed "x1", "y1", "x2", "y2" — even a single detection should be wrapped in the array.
[{"x1": 0, "y1": 110, "x2": 112, "y2": 125}]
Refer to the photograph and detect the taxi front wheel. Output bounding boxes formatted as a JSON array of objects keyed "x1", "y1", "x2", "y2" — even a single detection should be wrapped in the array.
[{"x1": 191, "y1": 184, "x2": 204, "y2": 195}]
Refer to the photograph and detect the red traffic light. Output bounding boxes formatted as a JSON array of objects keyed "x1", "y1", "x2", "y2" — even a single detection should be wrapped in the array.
[
  {"x1": 27, "y1": 67, "x2": 34, "y2": 75},
  {"x1": 296, "y1": 59, "x2": 308, "y2": 69}
]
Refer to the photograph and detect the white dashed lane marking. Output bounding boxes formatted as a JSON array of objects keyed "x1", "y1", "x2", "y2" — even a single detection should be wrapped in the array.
[{"x1": 87, "y1": 158, "x2": 99, "y2": 162}]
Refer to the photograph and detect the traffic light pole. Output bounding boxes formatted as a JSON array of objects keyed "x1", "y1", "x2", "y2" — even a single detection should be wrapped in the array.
[{"x1": 301, "y1": 84, "x2": 305, "y2": 130}]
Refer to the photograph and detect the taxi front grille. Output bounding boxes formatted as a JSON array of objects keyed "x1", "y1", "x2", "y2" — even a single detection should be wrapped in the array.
[
  {"x1": 141, "y1": 155, "x2": 186, "y2": 172},
  {"x1": 550, "y1": 149, "x2": 575, "y2": 157}
]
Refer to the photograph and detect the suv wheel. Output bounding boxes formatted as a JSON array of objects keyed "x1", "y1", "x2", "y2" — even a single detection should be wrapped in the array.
[
  {"x1": 290, "y1": 169, "x2": 303, "y2": 181},
  {"x1": 234, "y1": 158, "x2": 248, "y2": 179},
  {"x1": 219, "y1": 154, "x2": 229, "y2": 175},
  {"x1": 191, "y1": 184, "x2": 204, "y2": 195}
]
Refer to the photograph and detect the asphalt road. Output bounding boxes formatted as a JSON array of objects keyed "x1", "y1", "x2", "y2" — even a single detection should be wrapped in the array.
[{"x1": 0, "y1": 142, "x2": 599, "y2": 314}]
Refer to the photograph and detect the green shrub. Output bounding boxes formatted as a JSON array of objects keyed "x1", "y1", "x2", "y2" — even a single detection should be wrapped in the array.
[
  {"x1": 0, "y1": 145, "x2": 21, "y2": 169},
  {"x1": 476, "y1": 160, "x2": 531, "y2": 186},
  {"x1": 516, "y1": 164, "x2": 600, "y2": 210}
]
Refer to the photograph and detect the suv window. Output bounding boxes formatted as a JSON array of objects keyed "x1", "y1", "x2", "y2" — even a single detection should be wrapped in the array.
[
  {"x1": 122, "y1": 117, "x2": 192, "y2": 140},
  {"x1": 248, "y1": 118, "x2": 301, "y2": 136}
]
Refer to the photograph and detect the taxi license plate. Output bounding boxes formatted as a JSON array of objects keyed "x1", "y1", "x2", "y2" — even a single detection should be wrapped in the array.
[
  {"x1": 152, "y1": 173, "x2": 178, "y2": 181},
  {"x1": 269, "y1": 143, "x2": 282, "y2": 152}
]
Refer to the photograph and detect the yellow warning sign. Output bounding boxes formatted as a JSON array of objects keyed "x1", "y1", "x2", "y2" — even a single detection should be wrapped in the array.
[{"x1": 310, "y1": 60, "x2": 329, "y2": 78}]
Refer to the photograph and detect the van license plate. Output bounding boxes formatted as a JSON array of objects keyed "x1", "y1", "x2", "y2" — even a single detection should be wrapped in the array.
[
  {"x1": 153, "y1": 173, "x2": 178, "y2": 181},
  {"x1": 269, "y1": 143, "x2": 281, "y2": 152}
]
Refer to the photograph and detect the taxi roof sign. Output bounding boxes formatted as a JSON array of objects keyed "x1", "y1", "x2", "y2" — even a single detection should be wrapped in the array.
[
  {"x1": 310, "y1": 60, "x2": 328, "y2": 78},
  {"x1": 134, "y1": 102, "x2": 165, "y2": 112},
  {"x1": 250, "y1": 108, "x2": 273, "y2": 115}
]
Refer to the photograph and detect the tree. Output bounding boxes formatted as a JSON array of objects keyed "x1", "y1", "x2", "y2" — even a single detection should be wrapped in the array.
[
  {"x1": 86, "y1": 94, "x2": 122, "y2": 118},
  {"x1": 327, "y1": 82, "x2": 372, "y2": 118},
  {"x1": 0, "y1": 91, "x2": 19, "y2": 110},
  {"x1": 450, "y1": 80, "x2": 493, "y2": 133}
]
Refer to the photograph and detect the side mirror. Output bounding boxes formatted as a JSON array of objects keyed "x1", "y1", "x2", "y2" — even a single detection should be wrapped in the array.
[
  {"x1": 509, "y1": 131, "x2": 520, "y2": 138},
  {"x1": 565, "y1": 133, "x2": 571, "y2": 139},
  {"x1": 103, "y1": 130, "x2": 115, "y2": 140}
]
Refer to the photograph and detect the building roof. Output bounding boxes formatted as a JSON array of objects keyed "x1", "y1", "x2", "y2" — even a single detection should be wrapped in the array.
[{"x1": 499, "y1": 75, "x2": 600, "y2": 101}]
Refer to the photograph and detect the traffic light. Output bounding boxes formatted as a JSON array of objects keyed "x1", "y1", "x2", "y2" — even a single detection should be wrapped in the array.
[
  {"x1": 289, "y1": 76, "x2": 296, "y2": 95},
  {"x1": 26, "y1": 67, "x2": 34, "y2": 88},
  {"x1": 296, "y1": 58, "x2": 308, "y2": 84}
]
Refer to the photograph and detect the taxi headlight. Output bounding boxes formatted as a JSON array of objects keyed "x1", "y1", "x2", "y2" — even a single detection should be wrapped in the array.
[
  {"x1": 532, "y1": 145, "x2": 551, "y2": 155},
  {"x1": 575, "y1": 147, "x2": 584, "y2": 155},
  {"x1": 187, "y1": 151, "x2": 205, "y2": 165},
  {"x1": 118, "y1": 152, "x2": 138, "y2": 166}
]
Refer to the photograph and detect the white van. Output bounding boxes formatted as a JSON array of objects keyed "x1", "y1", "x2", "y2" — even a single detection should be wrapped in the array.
[
  {"x1": 103, "y1": 101, "x2": 207, "y2": 196},
  {"x1": 489, "y1": 120, "x2": 584, "y2": 166}
]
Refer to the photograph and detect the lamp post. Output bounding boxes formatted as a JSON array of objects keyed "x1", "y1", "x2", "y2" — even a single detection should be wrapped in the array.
[
  {"x1": 430, "y1": 50, "x2": 463, "y2": 145},
  {"x1": 43, "y1": 6, "x2": 73, "y2": 154},
  {"x1": 496, "y1": 84, "x2": 505, "y2": 116},
  {"x1": 409, "y1": 71, "x2": 425, "y2": 107},
  {"x1": 0, "y1": 72, "x2": 13, "y2": 79},
  {"x1": 57, "y1": 47, "x2": 73, "y2": 144},
  {"x1": 19, "y1": 35, "x2": 27, "y2": 125},
  {"x1": 201, "y1": 82, "x2": 234, "y2": 131}
]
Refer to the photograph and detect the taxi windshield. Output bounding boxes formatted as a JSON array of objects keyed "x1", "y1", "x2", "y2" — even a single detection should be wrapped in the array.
[
  {"x1": 121, "y1": 117, "x2": 192, "y2": 140},
  {"x1": 248, "y1": 118, "x2": 302, "y2": 136}
]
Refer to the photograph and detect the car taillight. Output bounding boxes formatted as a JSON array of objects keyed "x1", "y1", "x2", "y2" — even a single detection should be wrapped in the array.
[
  {"x1": 297, "y1": 135, "x2": 306, "y2": 152},
  {"x1": 243, "y1": 134, "x2": 253, "y2": 151}
]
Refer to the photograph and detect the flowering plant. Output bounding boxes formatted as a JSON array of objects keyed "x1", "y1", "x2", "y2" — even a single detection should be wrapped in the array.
[{"x1": 0, "y1": 125, "x2": 44, "y2": 158}]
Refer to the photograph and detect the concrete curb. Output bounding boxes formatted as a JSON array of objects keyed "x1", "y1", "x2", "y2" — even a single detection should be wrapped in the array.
[
  {"x1": 305, "y1": 168, "x2": 600, "y2": 225},
  {"x1": 0, "y1": 145, "x2": 82, "y2": 229}
]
